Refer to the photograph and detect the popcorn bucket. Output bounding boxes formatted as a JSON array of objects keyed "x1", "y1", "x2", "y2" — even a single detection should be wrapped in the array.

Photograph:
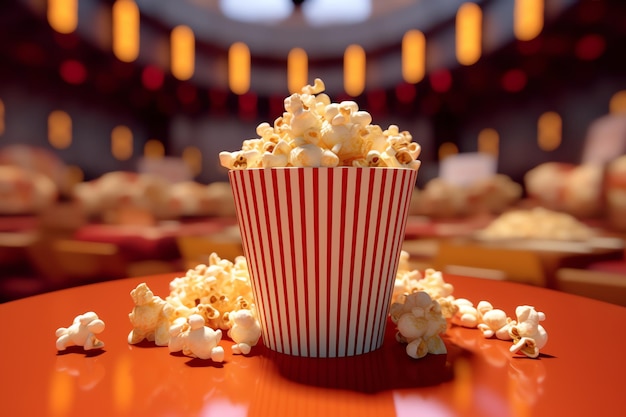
[{"x1": 228, "y1": 167, "x2": 417, "y2": 357}]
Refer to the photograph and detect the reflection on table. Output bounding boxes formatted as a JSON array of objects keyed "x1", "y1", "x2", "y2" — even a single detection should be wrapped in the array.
[{"x1": 1, "y1": 272, "x2": 625, "y2": 417}]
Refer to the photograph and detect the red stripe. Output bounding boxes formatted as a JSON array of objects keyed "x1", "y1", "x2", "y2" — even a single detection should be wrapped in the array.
[{"x1": 325, "y1": 169, "x2": 333, "y2": 356}]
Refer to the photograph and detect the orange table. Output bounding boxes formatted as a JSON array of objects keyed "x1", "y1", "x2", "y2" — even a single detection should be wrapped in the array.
[{"x1": 1, "y1": 273, "x2": 624, "y2": 417}]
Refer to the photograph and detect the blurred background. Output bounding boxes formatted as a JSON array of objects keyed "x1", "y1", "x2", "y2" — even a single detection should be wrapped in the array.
[{"x1": 1, "y1": 0, "x2": 626, "y2": 304}]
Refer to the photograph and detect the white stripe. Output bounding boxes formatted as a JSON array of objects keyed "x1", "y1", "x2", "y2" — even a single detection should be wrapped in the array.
[{"x1": 317, "y1": 168, "x2": 329, "y2": 357}]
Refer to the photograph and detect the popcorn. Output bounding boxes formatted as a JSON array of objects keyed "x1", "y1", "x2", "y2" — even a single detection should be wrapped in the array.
[
  {"x1": 128, "y1": 283, "x2": 169, "y2": 345},
  {"x1": 509, "y1": 305, "x2": 548, "y2": 358},
  {"x1": 475, "y1": 301, "x2": 514, "y2": 340},
  {"x1": 451, "y1": 298, "x2": 480, "y2": 328},
  {"x1": 56, "y1": 312, "x2": 105, "y2": 351},
  {"x1": 227, "y1": 309, "x2": 262, "y2": 355},
  {"x1": 219, "y1": 78, "x2": 421, "y2": 169},
  {"x1": 127, "y1": 253, "x2": 262, "y2": 354},
  {"x1": 390, "y1": 291, "x2": 448, "y2": 359},
  {"x1": 477, "y1": 207, "x2": 595, "y2": 241},
  {"x1": 168, "y1": 314, "x2": 225, "y2": 362}
]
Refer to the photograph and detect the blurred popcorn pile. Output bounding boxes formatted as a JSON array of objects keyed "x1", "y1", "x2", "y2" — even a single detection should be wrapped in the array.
[
  {"x1": 410, "y1": 174, "x2": 523, "y2": 218},
  {"x1": 72, "y1": 171, "x2": 236, "y2": 221}
]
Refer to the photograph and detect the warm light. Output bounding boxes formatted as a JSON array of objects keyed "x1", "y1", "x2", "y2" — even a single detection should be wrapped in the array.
[
  {"x1": 453, "y1": 357, "x2": 473, "y2": 413},
  {"x1": 47, "y1": 0, "x2": 78, "y2": 34},
  {"x1": 288, "y1": 48, "x2": 308, "y2": 94},
  {"x1": 402, "y1": 30, "x2": 426, "y2": 84},
  {"x1": 113, "y1": 355, "x2": 134, "y2": 413},
  {"x1": 65, "y1": 165, "x2": 84, "y2": 188},
  {"x1": 182, "y1": 146, "x2": 202, "y2": 176},
  {"x1": 537, "y1": 111, "x2": 562, "y2": 151},
  {"x1": 171, "y1": 25, "x2": 195, "y2": 81},
  {"x1": 112, "y1": 0, "x2": 140, "y2": 62},
  {"x1": 48, "y1": 371, "x2": 74, "y2": 416},
  {"x1": 111, "y1": 125, "x2": 133, "y2": 160},
  {"x1": 609, "y1": 90, "x2": 626, "y2": 114},
  {"x1": 456, "y1": 2, "x2": 482, "y2": 66},
  {"x1": 344, "y1": 44, "x2": 366, "y2": 97},
  {"x1": 478, "y1": 128, "x2": 499, "y2": 157},
  {"x1": 229, "y1": 42, "x2": 251, "y2": 95},
  {"x1": 439, "y1": 142, "x2": 459, "y2": 160},
  {"x1": 0, "y1": 99, "x2": 5, "y2": 136},
  {"x1": 48, "y1": 110, "x2": 72, "y2": 149},
  {"x1": 144, "y1": 139, "x2": 165, "y2": 158},
  {"x1": 514, "y1": 0, "x2": 544, "y2": 41}
]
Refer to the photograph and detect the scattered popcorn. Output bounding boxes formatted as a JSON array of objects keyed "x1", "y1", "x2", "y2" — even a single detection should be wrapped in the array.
[
  {"x1": 393, "y1": 252, "x2": 456, "y2": 318},
  {"x1": 128, "y1": 283, "x2": 169, "y2": 345},
  {"x1": 390, "y1": 291, "x2": 448, "y2": 359},
  {"x1": 219, "y1": 78, "x2": 421, "y2": 170},
  {"x1": 126, "y1": 253, "x2": 262, "y2": 355},
  {"x1": 509, "y1": 305, "x2": 548, "y2": 358},
  {"x1": 168, "y1": 314, "x2": 225, "y2": 362},
  {"x1": 451, "y1": 298, "x2": 480, "y2": 328},
  {"x1": 476, "y1": 301, "x2": 514, "y2": 340},
  {"x1": 227, "y1": 309, "x2": 262, "y2": 355},
  {"x1": 56, "y1": 312, "x2": 105, "y2": 351},
  {"x1": 167, "y1": 254, "x2": 256, "y2": 331}
]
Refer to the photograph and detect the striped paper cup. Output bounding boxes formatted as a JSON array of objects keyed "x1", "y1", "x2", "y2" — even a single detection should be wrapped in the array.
[{"x1": 229, "y1": 167, "x2": 417, "y2": 357}]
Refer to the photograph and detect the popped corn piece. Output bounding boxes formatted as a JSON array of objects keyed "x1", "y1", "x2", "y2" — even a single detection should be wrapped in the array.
[
  {"x1": 451, "y1": 298, "x2": 480, "y2": 328},
  {"x1": 169, "y1": 314, "x2": 224, "y2": 362},
  {"x1": 128, "y1": 283, "x2": 168, "y2": 345},
  {"x1": 56, "y1": 312, "x2": 105, "y2": 351},
  {"x1": 289, "y1": 143, "x2": 339, "y2": 167},
  {"x1": 509, "y1": 305, "x2": 548, "y2": 358},
  {"x1": 475, "y1": 300, "x2": 514, "y2": 340},
  {"x1": 228, "y1": 309, "x2": 262, "y2": 355},
  {"x1": 390, "y1": 291, "x2": 447, "y2": 359}
]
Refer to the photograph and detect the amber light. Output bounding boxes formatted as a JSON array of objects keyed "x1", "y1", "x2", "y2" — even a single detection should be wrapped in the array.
[
  {"x1": 610, "y1": 90, "x2": 626, "y2": 114},
  {"x1": 112, "y1": 0, "x2": 140, "y2": 62},
  {"x1": 478, "y1": 128, "x2": 499, "y2": 157},
  {"x1": 182, "y1": 146, "x2": 202, "y2": 176},
  {"x1": 402, "y1": 30, "x2": 426, "y2": 84},
  {"x1": 537, "y1": 111, "x2": 562, "y2": 151},
  {"x1": 47, "y1": 0, "x2": 78, "y2": 34},
  {"x1": 439, "y1": 142, "x2": 459, "y2": 160},
  {"x1": 456, "y1": 2, "x2": 482, "y2": 66},
  {"x1": 171, "y1": 25, "x2": 195, "y2": 81},
  {"x1": 344, "y1": 44, "x2": 366, "y2": 97},
  {"x1": 288, "y1": 48, "x2": 308, "y2": 94},
  {"x1": 48, "y1": 110, "x2": 72, "y2": 149},
  {"x1": 144, "y1": 139, "x2": 165, "y2": 159},
  {"x1": 229, "y1": 42, "x2": 251, "y2": 95},
  {"x1": 111, "y1": 125, "x2": 133, "y2": 160},
  {"x1": 514, "y1": 0, "x2": 544, "y2": 41}
]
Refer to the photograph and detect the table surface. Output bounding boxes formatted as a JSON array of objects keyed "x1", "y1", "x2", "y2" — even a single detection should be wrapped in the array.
[{"x1": 1, "y1": 272, "x2": 625, "y2": 417}]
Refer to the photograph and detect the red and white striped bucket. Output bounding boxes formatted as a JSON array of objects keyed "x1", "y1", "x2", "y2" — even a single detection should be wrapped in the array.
[{"x1": 229, "y1": 167, "x2": 417, "y2": 357}]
